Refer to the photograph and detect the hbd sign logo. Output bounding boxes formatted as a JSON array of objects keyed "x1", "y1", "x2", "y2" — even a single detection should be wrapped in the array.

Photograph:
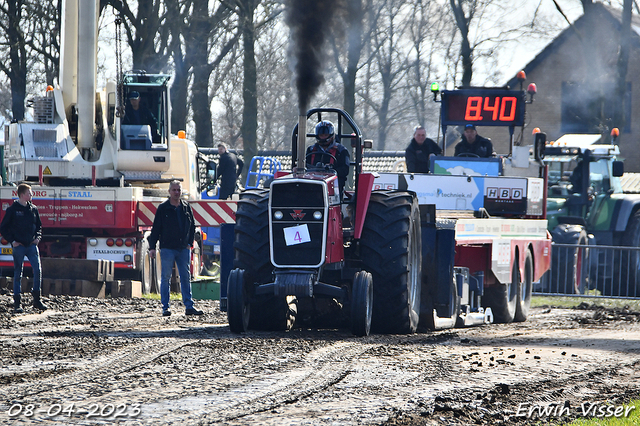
[{"x1": 487, "y1": 187, "x2": 523, "y2": 199}]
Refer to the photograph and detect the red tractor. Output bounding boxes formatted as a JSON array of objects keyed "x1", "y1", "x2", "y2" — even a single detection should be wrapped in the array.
[{"x1": 227, "y1": 108, "x2": 421, "y2": 336}]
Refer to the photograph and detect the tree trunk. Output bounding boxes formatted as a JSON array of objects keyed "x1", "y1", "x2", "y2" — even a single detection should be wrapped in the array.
[
  {"x1": 239, "y1": 0, "x2": 259, "y2": 177},
  {"x1": 188, "y1": 0, "x2": 214, "y2": 147},
  {"x1": 449, "y1": 0, "x2": 473, "y2": 87},
  {"x1": 7, "y1": 0, "x2": 27, "y2": 120},
  {"x1": 342, "y1": 0, "x2": 364, "y2": 117}
]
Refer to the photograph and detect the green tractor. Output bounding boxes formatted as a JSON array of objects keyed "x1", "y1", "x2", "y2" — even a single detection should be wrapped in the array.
[{"x1": 543, "y1": 132, "x2": 640, "y2": 296}]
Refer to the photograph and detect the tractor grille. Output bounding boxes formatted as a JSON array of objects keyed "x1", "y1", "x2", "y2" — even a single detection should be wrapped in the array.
[
  {"x1": 271, "y1": 182, "x2": 325, "y2": 208},
  {"x1": 270, "y1": 181, "x2": 327, "y2": 267}
]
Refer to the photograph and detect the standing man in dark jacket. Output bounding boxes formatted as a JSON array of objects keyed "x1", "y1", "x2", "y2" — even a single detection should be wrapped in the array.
[
  {"x1": 405, "y1": 125, "x2": 442, "y2": 173},
  {"x1": 0, "y1": 183, "x2": 47, "y2": 313},
  {"x1": 217, "y1": 143, "x2": 244, "y2": 200},
  {"x1": 454, "y1": 124, "x2": 495, "y2": 158},
  {"x1": 147, "y1": 180, "x2": 203, "y2": 317}
]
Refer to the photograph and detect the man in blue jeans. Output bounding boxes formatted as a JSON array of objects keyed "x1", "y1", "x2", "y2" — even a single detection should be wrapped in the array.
[
  {"x1": 0, "y1": 183, "x2": 47, "y2": 313},
  {"x1": 147, "y1": 180, "x2": 203, "y2": 317}
]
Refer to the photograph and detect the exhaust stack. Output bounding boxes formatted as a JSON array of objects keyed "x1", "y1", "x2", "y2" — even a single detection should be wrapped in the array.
[{"x1": 297, "y1": 115, "x2": 306, "y2": 175}]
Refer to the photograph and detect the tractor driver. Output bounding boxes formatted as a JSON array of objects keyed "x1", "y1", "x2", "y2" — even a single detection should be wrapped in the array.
[
  {"x1": 454, "y1": 124, "x2": 495, "y2": 158},
  {"x1": 306, "y1": 120, "x2": 350, "y2": 198}
]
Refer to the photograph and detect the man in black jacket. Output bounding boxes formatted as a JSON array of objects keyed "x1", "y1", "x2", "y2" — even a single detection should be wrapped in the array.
[
  {"x1": 122, "y1": 91, "x2": 158, "y2": 138},
  {"x1": 0, "y1": 183, "x2": 47, "y2": 313},
  {"x1": 405, "y1": 125, "x2": 442, "y2": 173},
  {"x1": 454, "y1": 124, "x2": 495, "y2": 158},
  {"x1": 217, "y1": 143, "x2": 244, "y2": 200},
  {"x1": 147, "y1": 180, "x2": 203, "y2": 317}
]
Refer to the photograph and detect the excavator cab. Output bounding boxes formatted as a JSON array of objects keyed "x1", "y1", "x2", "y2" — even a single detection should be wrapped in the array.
[{"x1": 115, "y1": 73, "x2": 172, "y2": 175}]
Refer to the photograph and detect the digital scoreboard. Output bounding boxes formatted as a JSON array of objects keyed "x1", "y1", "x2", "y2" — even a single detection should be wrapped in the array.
[{"x1": 440, "y1": 89, "x2": 525, "y2": 127}]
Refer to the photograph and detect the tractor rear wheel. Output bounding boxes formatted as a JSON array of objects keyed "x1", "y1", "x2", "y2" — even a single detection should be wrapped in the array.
[
  {"x1": 621, "y1": 211, "x2": 640, "y2": 296},
  {"x1": 233, "y1": 189, "x2": 272, "y2": 284},
  {"x1": 551, "y1": 224, "x2": 588, "y2": 294},
  {"x1": 227, "y1": 268, "x2": 250, "y2": 333},
  {"x1": 360, "y1": 191, "x2": 421, "y2": 334},
  {"x1": 233, "y1": 189, "x2": 297, "y2": 330},
  {"x1": 514, "y1": 249, "x2": 533, "y2": 322},
  {"x1": 350, "y1": 271, "x2": 373, "y2": 336}
]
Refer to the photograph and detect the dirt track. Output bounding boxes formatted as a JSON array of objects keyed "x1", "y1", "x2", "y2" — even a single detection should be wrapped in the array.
[{"x1": 1, "y1": 292, "x2": 639, "y2": 425}]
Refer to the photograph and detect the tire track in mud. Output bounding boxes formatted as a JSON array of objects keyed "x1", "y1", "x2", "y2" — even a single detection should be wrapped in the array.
[
  {"x1": 140, "y1": 340, "x2": 369, "y2": 423},
  {"x1": 0, "y1": 338, "x2": 190, "y2": 403},
  {"x1": 138, "y1": 333, "x2": 462, "y2": 424}
]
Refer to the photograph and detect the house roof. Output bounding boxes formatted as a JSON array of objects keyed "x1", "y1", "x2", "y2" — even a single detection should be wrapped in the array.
[{"x1": 506, "y1": 3, "x2": 640, "y2": 88}]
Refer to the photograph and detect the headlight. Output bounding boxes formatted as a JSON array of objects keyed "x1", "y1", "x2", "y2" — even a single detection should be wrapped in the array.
[
  {"x1": 274, "y1": 211, "x2": 283, "y2": 220},
  {"x1": 313, "y1": 211, "x2": 322, "y2": 220}
]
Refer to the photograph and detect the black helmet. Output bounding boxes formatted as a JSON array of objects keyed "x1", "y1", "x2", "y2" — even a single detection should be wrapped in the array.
[{"x1": 315, "y1": 120, "x2": 335, "y2": 146}]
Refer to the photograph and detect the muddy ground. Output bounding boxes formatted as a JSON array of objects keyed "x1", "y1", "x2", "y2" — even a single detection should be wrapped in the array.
[{"x1": 0, "y1": 291, "x2": 639, "y2": 426}]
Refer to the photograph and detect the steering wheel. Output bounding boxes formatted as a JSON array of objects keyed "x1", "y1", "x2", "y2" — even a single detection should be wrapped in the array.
[
  {"x1": 456, "y1": 152, "x2": 480, "y2": 158},
  {"x1": 306, "y1": 151, "x2": 337, "y2": 167}
]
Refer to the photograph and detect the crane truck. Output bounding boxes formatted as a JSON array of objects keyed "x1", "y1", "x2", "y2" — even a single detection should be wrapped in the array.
[
  {"x1": 0, "y1": 2, "x2": 232, "y2": 293},
  {"x1": 223, "y1": 86, "x2": 551, "y2": 336}
]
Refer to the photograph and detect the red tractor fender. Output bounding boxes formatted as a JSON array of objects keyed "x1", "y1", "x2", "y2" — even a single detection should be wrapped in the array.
[{"x1": 354, "y1": 173, "x2": 376, "y2": 239}]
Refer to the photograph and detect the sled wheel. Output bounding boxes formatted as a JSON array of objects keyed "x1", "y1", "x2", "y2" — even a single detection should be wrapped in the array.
[{"x1": 350, "y1": 271, "x2": 373, "y2": 336}]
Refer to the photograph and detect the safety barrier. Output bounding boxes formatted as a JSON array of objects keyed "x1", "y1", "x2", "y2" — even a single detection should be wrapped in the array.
[{"x1": 534, "y1": 243, "x2": 640, "y2": 298}]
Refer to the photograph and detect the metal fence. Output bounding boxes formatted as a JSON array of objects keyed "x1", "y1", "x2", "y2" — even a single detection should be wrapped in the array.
[{"x1": 534, "y1": 243, "x2": 640, "y2": 298}]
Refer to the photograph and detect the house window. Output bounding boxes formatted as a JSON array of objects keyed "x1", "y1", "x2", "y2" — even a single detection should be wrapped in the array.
[{"x1": 561, "y1": 81, "x2": 631, "y2": 133}]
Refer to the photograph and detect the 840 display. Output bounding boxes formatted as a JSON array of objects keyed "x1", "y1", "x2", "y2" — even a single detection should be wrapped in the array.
[{"x1": 441, "y1": 89, "x2": 525, "y2": 127}]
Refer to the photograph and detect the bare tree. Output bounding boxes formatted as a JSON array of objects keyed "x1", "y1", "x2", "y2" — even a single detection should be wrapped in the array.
[
  {"x1": 0, "y1": 0, "x2": 32, "y2": 120},
  {"x1": 405, "y1": 0, "x2": 453, "y2": 133},
  {"x1": 358, "y1": 0, "x2": 412, "y2": 150},
  {"x1": 109, "y1": 0, "x2": 171, "y2": 73},
  {"x1": 449, "y1": 0, "x2": 475, "y2": 87},
  {"x1": 26, "y1": 1, "x2": 61, "y2": 87},
  {"x1": 330, "y1": 0, "x2": 375, "y2": 117}
]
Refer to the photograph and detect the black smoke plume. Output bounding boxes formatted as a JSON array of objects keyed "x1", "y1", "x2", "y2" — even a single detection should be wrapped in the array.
[{"x1": 285, "y1": 0, "x2": 343, "y2": 114}]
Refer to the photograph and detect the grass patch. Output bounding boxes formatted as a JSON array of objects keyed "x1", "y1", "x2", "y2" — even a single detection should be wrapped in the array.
[
  {"x1": 531, "y1": 295, "x2": 640, "y2": 310},
  {"x1": 563, "y1": 400, "x2": 640, "y2": 425},
  {"x1": 141, "y1": 292, "x2": 182, "y2": 301}
]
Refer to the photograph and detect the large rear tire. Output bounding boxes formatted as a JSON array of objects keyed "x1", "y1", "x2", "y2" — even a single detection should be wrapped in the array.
[
  {"x1": 233, "y1": 189, "x2": 273, "y2": 284},
  {"x1": 514, "y1": 249, "x2": 533, "y2": 322},
  {"x1": 350, "y1": 271, "x2": 373, "y2": 337},
  {"x1": 233, "y1": 189, "x2": 298, "y2": 330},
  {"x1": 484, "y1": 257, "x2": 518, "y2": 324},
  {"x1": 551, "y1": 224, "x2": 588, "y2": 294},
  {"x1": 360, "y1": 191, "x2": 421, "y2": 334},
  {"x1": 227, "y1": 268, "x2": 250, "y2": 333},
  {"x1": 621, "y1": 211, "x2": 640, "y2": 297}
]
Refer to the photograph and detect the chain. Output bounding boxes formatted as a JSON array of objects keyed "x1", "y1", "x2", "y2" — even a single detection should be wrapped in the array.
[{"x1": 115, "y1": 11, "x2": 124, "y2": 118}]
